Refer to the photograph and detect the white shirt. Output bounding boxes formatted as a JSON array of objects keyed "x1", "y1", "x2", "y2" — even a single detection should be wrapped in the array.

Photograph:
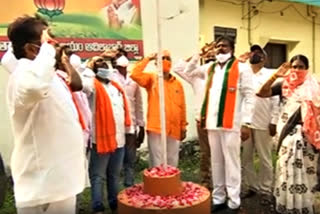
[
  {"x1": 1, "y1": 46, "x2": 18, "y2": 73},
  {"x1": 112, "y1": 70, "x2": 144, "y2": 133},
  {"x1": 82, "y1": 72, "x2": 126, "y2": 148},
  {"x1": 204, "y1": 58, "x2": 255, "y2": 131},
  {"x1": 7, "y1": 43, "x2": 86, "y2": 208},
  {"x1": 103, "y1": 83, "x2": 126, "y2": 148},
  {"x1": 173, "y1": 54, "x2": 210, "y2": 120},
  {"x1": 251, "y1": 67, "x2": 280, "y2": 130}
]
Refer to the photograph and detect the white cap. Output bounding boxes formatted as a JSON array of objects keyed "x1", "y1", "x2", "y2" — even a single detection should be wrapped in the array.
[{"x1": 116, "y1": 55, "x2": 129, "y2": 67}]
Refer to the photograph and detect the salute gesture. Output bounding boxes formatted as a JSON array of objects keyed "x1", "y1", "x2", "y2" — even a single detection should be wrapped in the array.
[
  {"x1": 147, "y1": 53, "x2": 157, "y2": 60},
  {"x1": 101, "y1": 49, "x2": 119, "y2": 59},
  {"x1": 273, "y1": 62, "x2": 291, "y2": 78},
  {"x1": 41, "y1": 28, "x2": 58, "y2": 45},
  {"x1": 200, "y1": 41, "x2": 216, "y2": 58}
]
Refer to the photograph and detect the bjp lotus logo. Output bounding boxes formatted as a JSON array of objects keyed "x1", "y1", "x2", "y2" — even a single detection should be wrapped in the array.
[{"x1": 34, "y1": 0, "x2": 65, "y2": 18}]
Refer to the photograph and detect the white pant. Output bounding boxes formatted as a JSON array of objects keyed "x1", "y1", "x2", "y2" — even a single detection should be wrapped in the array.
[
  {"x1": 208, "y1": 130, "x2": 241, "y2": 209},
  {"x1": 147, "y1": 132, "x2": 180, "y2": 167},
  {"x1": 17, "y1": 196, "x2": 76, "y2": 214},
  {"x1": 242, "y1": 129, "x2": 273, "y2": 194}
]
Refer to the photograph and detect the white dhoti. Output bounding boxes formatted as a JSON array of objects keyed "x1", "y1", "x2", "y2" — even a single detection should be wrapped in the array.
[
  {"x1": 208, "y1": 130, "x2": 241, "y2": 209},
  {"x1": 17, "y1": 196, "x2": 76, "y2": 214},
  {"x1": 147, "y1": 132, "x2": 180, "y2": 167}
]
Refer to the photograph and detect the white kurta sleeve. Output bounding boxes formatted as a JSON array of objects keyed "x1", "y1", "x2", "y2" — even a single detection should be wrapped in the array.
[
  {"x1": 81, "y1": 68, "x2": 96, "y2": 96},
  {"x1": 172, "y1": 59, "x2": 191, "y2": 83},
  {"x1": 14, "y1": 43, "x2": 56, "y2": 107},
  {"x1": 135, "y1": 84, "x2": 145, "y2": 127},
  {"x1": 239, "y1": 63, "x2": 255, "y2": 124},
  {"x1": 1, "y1": 46, "x2": 18, "y2": 73}
]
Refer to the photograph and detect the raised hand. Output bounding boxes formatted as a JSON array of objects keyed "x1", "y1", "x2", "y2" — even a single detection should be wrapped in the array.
[
  {"x1": 274, "y1": 62, "x2": 290, "y2": 78},
  {"x1": 201, "y1": 41, "x2": 216, "y2": 57},
  {"x1": 41, "y1": 28, "x2": 58, "y2": 45},
  {"x1": 147, "y1": 53, "x2": 157, "y2": 60},
  {"x1": 101, "y1": 49, "x2": 118, "y2": 58},
  {"x1": 238, "y1": 52, "x2": 251, "y2": 63},
  {"x1": 61, "y1": 49, "x2": 70, "y2": 65}
]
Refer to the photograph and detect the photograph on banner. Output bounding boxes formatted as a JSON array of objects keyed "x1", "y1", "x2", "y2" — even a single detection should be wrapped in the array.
[{"x1": 0, "y1": 0, "x2": 144, "y2": 59}]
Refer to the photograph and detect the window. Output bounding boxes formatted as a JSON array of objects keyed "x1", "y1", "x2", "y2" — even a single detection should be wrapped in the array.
[
  {"x1": 264, "y1": 43, "x2": 287, "y2": 69},
  {"x1": 214, "y1": 26, "x2": 237, "y2": 42}
]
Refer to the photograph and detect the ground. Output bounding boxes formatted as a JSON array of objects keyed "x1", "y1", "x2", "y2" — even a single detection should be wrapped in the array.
[{"x1": 1, "y1": 143, "x2": 320, "y2": 214}]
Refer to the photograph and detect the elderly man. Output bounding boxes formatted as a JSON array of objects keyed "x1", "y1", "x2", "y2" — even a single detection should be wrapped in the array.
[{"x1": 131, "y1": 50, "x2": 187, "y2": 167}]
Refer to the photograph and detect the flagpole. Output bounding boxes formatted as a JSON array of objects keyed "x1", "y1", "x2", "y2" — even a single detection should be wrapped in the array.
[{"x1": 155, "y1": 0, "x2": 167, "y2": 168}]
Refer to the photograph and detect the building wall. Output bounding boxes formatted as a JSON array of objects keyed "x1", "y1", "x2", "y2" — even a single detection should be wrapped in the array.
[{"x1": 200, "y1": 0, "x2": 320, "y2": 74}]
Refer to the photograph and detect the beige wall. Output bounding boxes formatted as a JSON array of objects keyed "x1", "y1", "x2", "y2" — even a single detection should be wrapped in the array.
[{"x1": 200, "y1": 0, "x2": 320, "y2": 73}]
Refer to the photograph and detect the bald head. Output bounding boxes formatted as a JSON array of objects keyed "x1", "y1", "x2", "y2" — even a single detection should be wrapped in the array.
[
  {"x1": 162, "y1": 50, "x2": 170, "y2": 57},
  {"x1": 161, "y1": 50, "x2": 171, "y2": 61}
]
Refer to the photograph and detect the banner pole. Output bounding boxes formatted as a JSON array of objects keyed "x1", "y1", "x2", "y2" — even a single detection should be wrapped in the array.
[{"x1": 155, "y1": 0, "x2": 167, "y2": 168}]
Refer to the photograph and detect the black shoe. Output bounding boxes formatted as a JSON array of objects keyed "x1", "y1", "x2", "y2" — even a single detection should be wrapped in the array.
[
  {"x1": 211, "y1": 203, "x2": 228, "y2": 213},
  {"x1": 111, "y1": 209, "x2": 118, "y2": 214},
  {"x1": 260, "y1": 193, "x2": 272, "y2": 206},
  {"x1": 226, "y1": 207, "x2": 240, "y2": 214},
  {"x1": 240, "y1": 189, "x2": 256, "y2": 199}
]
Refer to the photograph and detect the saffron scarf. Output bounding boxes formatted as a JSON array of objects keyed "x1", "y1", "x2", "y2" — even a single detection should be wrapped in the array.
[
  {"x1": 282, "y1": 70, "x2": 320, "y2": 150},
  {"x1": 94, "y1": 79, "x2": 131, "y2": 154},
  {"x1": 200, "y1": 58, "x2": 239, "y2": 128}
]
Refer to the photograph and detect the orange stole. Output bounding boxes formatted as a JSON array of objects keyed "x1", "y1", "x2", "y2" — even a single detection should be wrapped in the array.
[
  {"x1": 94, "y1": 79, "x2": 131, "y2": 154},
  {"x1": 222, "y1": 60, "x2": 239, "y2": 128}
]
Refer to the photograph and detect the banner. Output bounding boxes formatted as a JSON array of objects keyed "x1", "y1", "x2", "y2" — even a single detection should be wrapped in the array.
[{"x1": 0, "y1": 0, "x2": 144, "y2": 59}]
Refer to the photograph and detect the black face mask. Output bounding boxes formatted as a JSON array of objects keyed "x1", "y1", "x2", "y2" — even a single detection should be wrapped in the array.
[{"x1": 249, "y1": 54, "x2": 263, "y2": 64}]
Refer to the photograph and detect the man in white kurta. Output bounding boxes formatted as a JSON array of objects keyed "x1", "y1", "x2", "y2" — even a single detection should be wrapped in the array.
[
  {"x1": 242, "y1": 45, "x2": 279, "y2": 202},
  {"x1": 6, "y1": 16, "x2": 86, "y2": 214},
  {"x1": 111, "y1": 54, "x2": 145, "y2": 187},
  {"x1": 173, "y1": 54, "x2": 213, "y2": 189},
  {"x1": 187, "y1": 36, "x2": 255, "y2": 212}
]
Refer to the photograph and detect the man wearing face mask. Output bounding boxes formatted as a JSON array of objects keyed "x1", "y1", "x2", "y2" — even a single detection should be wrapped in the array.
[
  {"x1": 130, "y1": 50, "x2": 187, "y2": 167},
  {"x1": 110, "y1": 49, "x2": 145, "y2": 187},
  {"x1": 241, "y1": 45, "x2": 279, "y2": 204},
  {"x1": 172, "y1": 44, "x2": 214, "y2": 190},
  {"x1": 192, "y1": 36, "x2": 255, "y2": 213},
  {"x1": 81, "y1": 56, "x2": 131, "y2": 214},
  {"x1": 6, "y1": 15, "x2": 86, "y2": 214}
]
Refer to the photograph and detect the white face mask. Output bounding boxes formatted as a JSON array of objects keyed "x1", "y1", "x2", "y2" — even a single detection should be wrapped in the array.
[
  {"x1": 97, "y1": 68, "x2": 114, "y2": 80},
  {"x1": 116, "y1": 55, "x2": 129, "y2": 67},
  {"x1": 216, "y1": 52, "x2": 232, "y2": 63}
]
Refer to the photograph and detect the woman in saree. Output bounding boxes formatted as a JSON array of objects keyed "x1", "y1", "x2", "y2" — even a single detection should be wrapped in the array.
[{"x1": 257, "y1": 54, "x2": 320, "y2": 214}]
